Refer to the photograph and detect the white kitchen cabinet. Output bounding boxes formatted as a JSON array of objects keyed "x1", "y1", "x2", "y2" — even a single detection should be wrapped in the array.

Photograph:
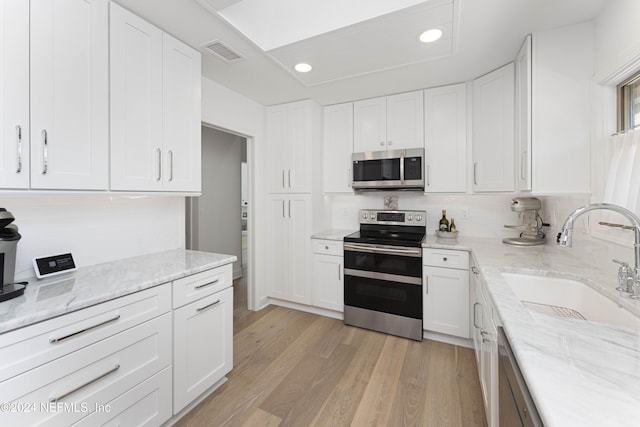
[
  {"x1": 312, "y1": 239, "x2": 344, "y2": 312},
  {"x1": 30, "y1": 0, "x2": 109, "y2": 190},
  {"x1": 422, "y1": 248, "x2": 470, "y2": 338},
  {"x1": 424, "y1": 84, "x2": 467, "y2": 193},
  {"x1": 267, "y1": 194, "x2": 312, "y2": 304},
  {"x1": 0, "y1": 284, "x2": 172, "y2": 427},
  {"x1": 515, "y1": 35, "x2": 532, "y2": 192},
  {"x1": 267, "y1": 100, "x2": 321, "y2": 193},
  {"x1": 470, "y1": 258, "x2": 498, "y2": 427},
  {"x1": 323, "y1": 103, "x2": 354, "y2": 193},
  {"x1": 472, "y1": 63, "x2": 515, "y2": 192},
  {"x1": 110, "y1": 3, "x2": 201, "y2": 192},
  {"x1": 173, "y1": 286, "x2": 233, "y2": 414},
  {"x1": 353, "y1": 91, "x2": 424, "y2": 152},
  {"x1": 530, "y1": 23, "x2": 592, "y2": 194},
  {"x1": 0, "y1": 0, "x2": 29, "y2": 189}
]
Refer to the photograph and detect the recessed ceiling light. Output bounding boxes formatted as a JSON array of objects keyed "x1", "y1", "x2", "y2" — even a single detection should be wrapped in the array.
[
  {"x1": 295, "y1": 63, "x2": 312, "y2": 73},
  {"x1": 419, "y1": 29, "x2": 443, "y2": 43}
]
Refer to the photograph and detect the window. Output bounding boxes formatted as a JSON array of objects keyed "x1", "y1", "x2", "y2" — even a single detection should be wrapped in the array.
[{"x1": 618, "y1": 71, "x2": 640, "y2": 131}]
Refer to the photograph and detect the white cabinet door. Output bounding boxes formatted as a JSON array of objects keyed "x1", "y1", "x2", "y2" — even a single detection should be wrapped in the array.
[
  {"x1": 266, "y1": 194, "x2": 311, "y2": 305},
  {"x1": 386, "y1": 91, "x2": 424, "y2": 150},
  {"x1": 162, "y1": 33, "x2": 201, "y2": 192},
  {"x1": 266, "y1": 101, "x2": 314, "y2": 193},
  {"x1": 312, "y1": 253, "x2": 344, "y2": 311},
  {"x1": 323, "y1": 103, "x2": 354, "y2": 193},
  {"x1": 424, "y1": 84, "x2": 467, "y2": 193},
  {"x1": 472, "y1": 63, "x2": 515, "y2": 192},
  {"x1": 0, "y1": 0, "x2": 29, "y2": 189},
  {"x1": 110, "y1": 2, "x2": 163, "y2": 191},
  {"x1": 515, "y1": 35, "x2": 532, "y2": 192},
  {"x1": 30, "y1": 0, "x2": 109, "y2": 190},
  {"x1": 423, "y1": 265, "x2": 470, "y2": 338},
  {"x1": 353, "y1": 97, "x2": 387, "y2": 152},
  {"x1": 173, "y1": 286, "x2": 233, "y2": 414}
]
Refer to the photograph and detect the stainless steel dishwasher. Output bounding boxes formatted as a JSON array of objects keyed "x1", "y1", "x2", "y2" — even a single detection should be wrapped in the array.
[{"x1": 498, "y1": 327, "x2": 544, "y2": 426}]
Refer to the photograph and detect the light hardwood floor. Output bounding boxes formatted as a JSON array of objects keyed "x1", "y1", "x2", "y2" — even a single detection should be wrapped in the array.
[{"x1": 176, "y1": 277, "x2": 487, "y2": 427}]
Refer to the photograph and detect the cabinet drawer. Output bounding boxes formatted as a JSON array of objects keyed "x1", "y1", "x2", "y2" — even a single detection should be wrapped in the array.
[
  {"x1": 312, "y1": 239, "x2": 343, "y2": 256},
  {"x1": 71, "y1": 366, "x2": 172, "y2": 427},
  {"x1": 172, "y1": 264, "x2": 232, "y2": 309},
  {"x1": 0, "y1": 284, "x2": 171, "y2": 381},
  {"x1": 0, "y1": 313, "x2": 172, "y2": 427},
  {"x1": 422, "y1": 248, "x2": 469, "y2": 269}
]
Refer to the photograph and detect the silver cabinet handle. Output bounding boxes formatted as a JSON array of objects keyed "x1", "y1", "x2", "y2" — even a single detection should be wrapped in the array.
[
  {"x1": 388, "y1": 140, "x2": 392, "y2": 146},
  {"x1": 380, "y1": 141, "x2": 385, "y2": 146},
  {"x1": 50, "y1": 363, "x2": 120, "y2": 403},
  {"x1": 197, "y1": 299, "x2": 221, "y2": 312},
  {"x1": 194, "y1": 278, "x2": 219, "y2": 289},
  {"x1": 16, "y1": 125, "x2": 22, "y2": 173},
  {"x1": 338, "y1": 264, "x2": 342, "y2": 280},
  {"x1": 347, "y1": 168, "x2": 351, "y2": 187},
  {"x1": 156, "y1": 148, "x2": 162, "y2": 181},
  {"x1": 288, "y1": 169, "x2": 292, "y2": 188},
  {"x1": 42, "y1": 130, "x2": 48, "y2": 175},
  {"x1": 282, "y1": 200, "x2": 286, "y2": 218},
  {"x1": 471, "y1": 266, "x2": 480, "y2": 275},
  {"x1": 425, "y1": 275, "x2": 429, "y2": 294},
  {"x1": 473, "y1": 162, "x2": 478, "y2": 185},
  {"x1": 288, "y1": 200, "x2": 292, "y2": 218},
  {"x1": 473, "y1": 303, "x2": 481, "y2": 328},
  {"x1": 168, "y1": 150, "x2": 174, "y2": 181},
  {"x1": 50, "y1": 315, "x2": 121, "y2": 343},
  {"x1": 282, "y1": 170, "x2": 285, "y2": 188}
]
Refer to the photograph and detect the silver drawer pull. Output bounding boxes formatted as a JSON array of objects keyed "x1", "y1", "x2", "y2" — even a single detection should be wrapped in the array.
[
  {"x1": 197, "y1": 299, "x2": 221, "y2": 312},
  {"x1": 194, "y1": 278, "x2": 219, "y2": 289},
  {"x1": 50, "y1": 363, "x2": 120, "y2": 403},
  {"x1": 156, "y1": 148, "x2": 162, "y2": 181},
  {"x1": 49, "y1": 315, "x2": 121, "y2": 344},
  {"x1": 168, "y1": 150, "x2": 174, "y2": 181},
  {"x1": 42, "y1": 130, "x2": 48, "y2": 175},
  {"x1": 16, "y1": 125, "x2": 22, "y2": 173}
]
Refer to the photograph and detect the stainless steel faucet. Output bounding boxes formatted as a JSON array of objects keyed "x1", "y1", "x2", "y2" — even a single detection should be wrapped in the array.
[{"x1": 558, "y1": 203, "x2": 640, "y2": 299}]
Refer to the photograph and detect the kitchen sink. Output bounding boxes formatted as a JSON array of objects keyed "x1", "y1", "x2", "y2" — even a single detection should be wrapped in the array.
[{"x1": 501, "y1": 272, "x2": 640, "y2": 329}]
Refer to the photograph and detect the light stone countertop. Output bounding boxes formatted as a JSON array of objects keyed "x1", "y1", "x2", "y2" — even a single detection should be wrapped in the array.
[
  {"x1": 311, "y1": 229, "x2": 356, "y2": 241},
  {"x1": 423, "y1": 235, "x2": 640, "y2": 426},
  {"x1": 0, "y1": 249, "x2": 236, "y2": 334}
]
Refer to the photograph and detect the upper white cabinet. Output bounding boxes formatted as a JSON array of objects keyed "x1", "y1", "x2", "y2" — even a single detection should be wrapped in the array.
[
  {"x1": 110, "y1": 3, "x2": 162, "y2": 191},
  {"x1": 267, "y1": 100, "x2": 321, "y2": 194},
  {"x1": 323, "y1": 103, "x2": 354, "y2": 193},
  {"x1": 0, "y1": 0, "x2": 29, "y2": 189},
  {"x1": 515, "y1": 35, "x2": 532, "y2": 192},
  {"x1": 353, "y1": 91, "x2": 424, "y2": 152},
  {"x1": 30, "y1": 0, "x2": 109, "y2": 190},
  {"x1": 472, "y1": 63, "x2": 515, "y2": 192},
  {"x1": 110, "y1": 3, "x2": 201, "y2": 192},
  {"x1": 424, "y1": 84, "x2": 467, "y2": 193},
  {"x1": 530, "y1": 23, "x2": 592, "y2": 194}
]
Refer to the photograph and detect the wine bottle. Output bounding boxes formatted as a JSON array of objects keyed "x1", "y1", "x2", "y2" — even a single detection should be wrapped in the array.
[
  {"x1": 449, "y1": 218, "x2": 457, "y2": 232},
  {"x1": 439, "y1": 209, "x2": 449, "y2": 231}
]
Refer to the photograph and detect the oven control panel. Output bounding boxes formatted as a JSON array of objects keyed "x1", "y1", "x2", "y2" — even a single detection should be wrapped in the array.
[{"x1": 359, "y1": 210, "x2": 426, "y2": 226}]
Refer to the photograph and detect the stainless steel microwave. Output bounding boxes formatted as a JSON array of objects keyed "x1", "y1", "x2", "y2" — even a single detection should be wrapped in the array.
[{"x1": 351, "y1": 148, "x2": 424, "y2": 191}]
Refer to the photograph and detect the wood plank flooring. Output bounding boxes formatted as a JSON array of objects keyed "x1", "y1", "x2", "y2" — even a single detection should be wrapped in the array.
[{"x1": 176, "y1": 277, "x2": 487, "y2": 427}]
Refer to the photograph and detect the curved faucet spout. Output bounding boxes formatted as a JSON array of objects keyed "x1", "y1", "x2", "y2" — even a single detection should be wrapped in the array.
[{"x1": 559, "y1": 203, "x2": 640, "y2": 283}]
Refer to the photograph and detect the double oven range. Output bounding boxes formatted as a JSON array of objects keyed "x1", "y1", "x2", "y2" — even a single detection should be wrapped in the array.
[{"x1": 343, "y1": 210, "x2": 426, "y2": 341}]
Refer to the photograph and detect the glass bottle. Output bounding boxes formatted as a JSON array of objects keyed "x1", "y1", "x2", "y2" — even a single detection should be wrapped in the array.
[{"x1": 439, "y1": 209, "x2": 449, "y2": 231}]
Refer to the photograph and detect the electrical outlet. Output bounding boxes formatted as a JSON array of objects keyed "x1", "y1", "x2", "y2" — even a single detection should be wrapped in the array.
[{"x1": 461, "y1": 208, "x2": 470, "y2": 220}]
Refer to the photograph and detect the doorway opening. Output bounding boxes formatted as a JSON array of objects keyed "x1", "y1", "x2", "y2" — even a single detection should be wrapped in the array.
[{"x1": 185, "y1": 125, "x2": 253, "y2": 313}]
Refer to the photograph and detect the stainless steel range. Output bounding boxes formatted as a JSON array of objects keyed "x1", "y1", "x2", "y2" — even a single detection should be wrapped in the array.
[{"x1": 343, "y1": 209, "x2": 426, "y2": 341}]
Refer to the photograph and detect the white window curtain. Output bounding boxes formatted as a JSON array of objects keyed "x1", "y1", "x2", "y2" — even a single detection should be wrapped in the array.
[{"x1": 594, "y1": 128, "x2": 640, "y2": 245}]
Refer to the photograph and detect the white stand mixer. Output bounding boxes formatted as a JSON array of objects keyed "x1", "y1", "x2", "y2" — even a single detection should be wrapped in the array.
[{"x1": 502, "y1": 197, "x2": 546, "y2": 246}]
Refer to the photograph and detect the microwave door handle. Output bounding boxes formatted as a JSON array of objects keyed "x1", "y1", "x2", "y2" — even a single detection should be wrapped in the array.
[{"x1": 399, "y1": 155, "x2": 405, "y2": 184}]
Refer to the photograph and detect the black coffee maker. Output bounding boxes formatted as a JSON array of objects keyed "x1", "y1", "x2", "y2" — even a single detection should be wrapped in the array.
[{"x1": 0, "y1": 208, "x2": 25, "y2": 302}]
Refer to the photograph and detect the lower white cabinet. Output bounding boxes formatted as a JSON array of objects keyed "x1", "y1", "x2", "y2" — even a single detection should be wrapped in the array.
[
  {"x1": 470, "y1": 257, "x2": 498, "y2": 427},
  {"x1": 173, "y1": 285, "x2": 233, "y2": 414},
  {"x1": 312, "y1": 239, "x2": 344, "y2": 312},
  {"x1": 422, "y1": 248, "x2": 470, "y2": 338}
]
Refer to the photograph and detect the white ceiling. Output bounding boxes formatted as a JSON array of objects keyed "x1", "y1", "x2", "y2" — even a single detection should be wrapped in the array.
[{"x1": 113, "y1": 0, "x2": 610, "y2": 106}]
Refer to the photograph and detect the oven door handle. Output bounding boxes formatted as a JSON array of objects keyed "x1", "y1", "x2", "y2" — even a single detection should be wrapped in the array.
[
  {"x1": 344, "y1": 243, "x2": 421, "y2": 257},
  {"x1": 344, "y1": 269, "x2": 423, "y2": 285}
]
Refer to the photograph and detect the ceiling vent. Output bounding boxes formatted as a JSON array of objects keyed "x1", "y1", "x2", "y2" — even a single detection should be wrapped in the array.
[{"x1": 204, "y1": 41, "x2": 244, "y2": 62}]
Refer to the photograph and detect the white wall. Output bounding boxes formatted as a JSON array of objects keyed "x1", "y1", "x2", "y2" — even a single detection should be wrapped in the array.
[
  {"x1": 3, "y1": 196, "x2": 184, "y2": 281},
  {"x1": 201, "y1": 77, "x2": 266, "y2": 308}
]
